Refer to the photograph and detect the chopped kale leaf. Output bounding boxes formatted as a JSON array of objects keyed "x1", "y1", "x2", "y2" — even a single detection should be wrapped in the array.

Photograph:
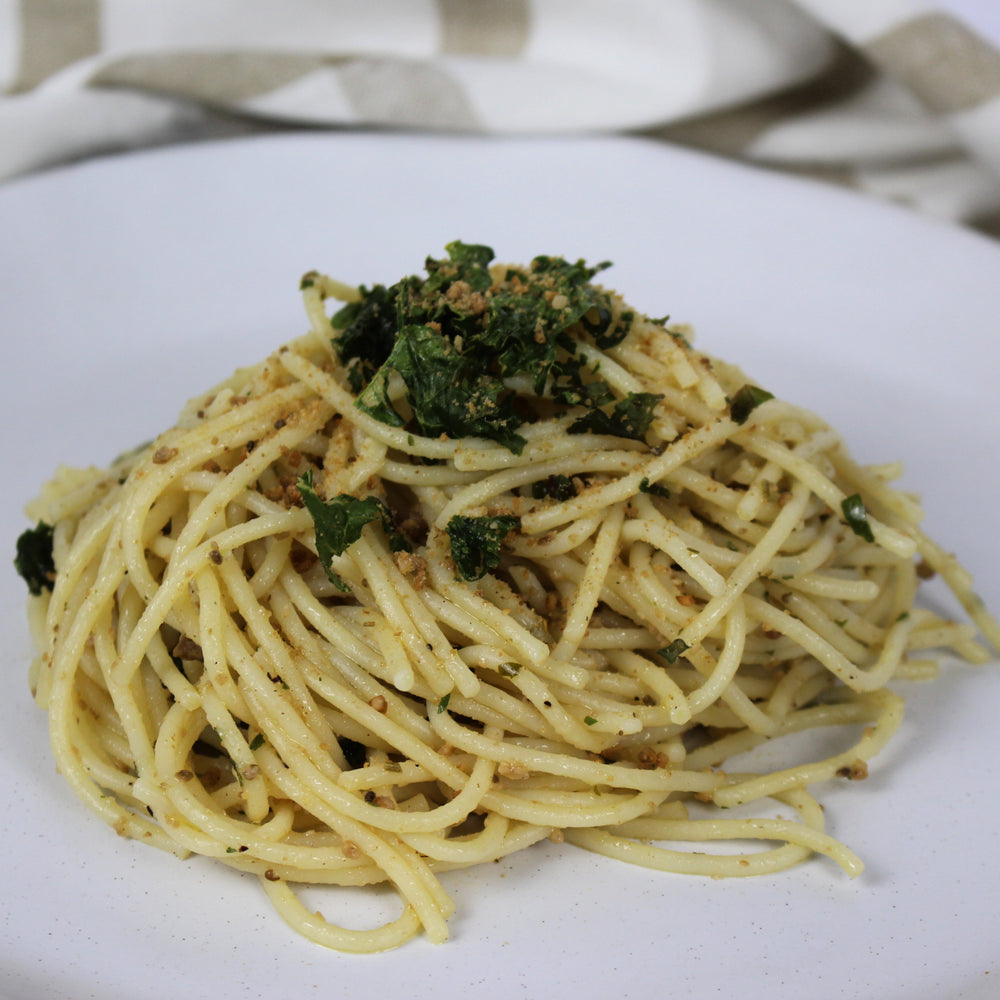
[
  {"x1": 658, "y1": 638, "x2": 690, "y2": 663},
  {"x1": 841, "y1": 493, "x2": 876, "y2": 543},
  {"x1": 476, "y1": 293, "x2": 560, "y2": 395},
  {"x1": 351, "y1": 351, "x2": 407, "y2": 427},
  {"x1": 548, "y1": 356, "x2": 616, "y2": 408},
  {"x1": 426, "y1": 240, "x2": 493, "y2": 293},
  {"x1": 446, "y1": 514, "x2": 520, "y2": 581},
  {"x1": 298, "y1": 470, "x2": 409, "y2": 590},
  {"x1": 568, "y1": 392, "x2": 662, "y2": 442},
  {"x1": 730, "y1": 384, "x2": 774, "y2": 425},
  {"x1": 338, "y1": 736, "x2": 368, "y2": 769},
  {"x1": 528, "y1": 254, "x2": 623, "y2": 344},
  {"x1": 331, "y1": 283, "x2": 400, "y2": 393},
  {"x1": 15, "y1": 521, "x2": 55, "y2": 596},
  {"x1": 332, "y1": 243, "x2": 639, "y2": 452},
  {"x1": 357, "y1": 322, "x2": 527, "y2": 452},
  {"x1": 639, "y1": 477, "x2": 670, "y2": 499},
  {"x1": 531, "y1": 474, "x2": 577, "y2": 501},
  {"x1": 591, "y1": 308, "x2": 634, "y2": 349}
]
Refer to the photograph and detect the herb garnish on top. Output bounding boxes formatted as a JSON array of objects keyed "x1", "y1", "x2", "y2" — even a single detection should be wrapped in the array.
[{"x1": 330, "y1": 242, "x2": 649, "y2": 453}]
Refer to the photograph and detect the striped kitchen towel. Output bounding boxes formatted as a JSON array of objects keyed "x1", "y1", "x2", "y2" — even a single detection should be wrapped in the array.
[{"x1": 2, "y1": 0, "x2": 999, "y2": 236}]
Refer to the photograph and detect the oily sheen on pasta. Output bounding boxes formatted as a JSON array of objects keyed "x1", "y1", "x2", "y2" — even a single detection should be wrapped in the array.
[{"x1": 21, "y1": 243, "x2": 999, "y2": 953}]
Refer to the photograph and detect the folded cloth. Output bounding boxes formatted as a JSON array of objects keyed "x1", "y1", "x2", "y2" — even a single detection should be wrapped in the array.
[{"x1": 2, "y1": 0, "x2": 999, "y2": 236}]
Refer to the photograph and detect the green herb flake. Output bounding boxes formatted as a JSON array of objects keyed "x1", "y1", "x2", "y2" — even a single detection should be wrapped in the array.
[
  {"x1": 639, "y1": 477, "x2": 670, "y2": 499},
  {"x1": 658, "y1": 638, "x2": 690, "y2": 664},
  {"x1": 841, "y1": 493, "x2": 875, "y2": 543},
  {"x1": 730, "y1": 384, "x2": 774, "y2": 425},
  {"x1": 356, "y1": 321, "x2": 527, "y2": 452},
  {"x1": 531, "y1": 474, "x2": 577, "y2": 501},
  {"x1": 584, "y1": 715, "x2": 598, "y2": 726},
  {"x1": 249, "y1": 734, "x2": 265, "y2": 751},
  {"x1": 437, "y1": 693, "x2": 452, "y2": 714},
  {"x1": 548, "y1": 356, "x2": 616, "y2": 409},
  {"x1": 568, "y1": 392, "x2": 662, "y2": 442},
  {"x1": 14, "y1": 521, "x2": 56, "y2": 596},
  {"x1": 331, "y1": 282, "x2": 400, "y2": 394},
  {"x1": 298, "y1": 470, "x2": 409, "y2": 590},
  {"x1": 498, "y1": 662, "x2": 522, "y2": 678},
  {"x1": 333, "y1": 243, "x2": 648, "y2": 454},
  {"x1": 446, "y1": 514, "x2": 520, "y2": 581}
]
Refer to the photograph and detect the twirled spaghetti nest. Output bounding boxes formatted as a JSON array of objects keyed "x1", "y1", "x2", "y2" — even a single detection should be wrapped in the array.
[{"x1": 22, "y1": 243, "x2": 998, "y2": 952}]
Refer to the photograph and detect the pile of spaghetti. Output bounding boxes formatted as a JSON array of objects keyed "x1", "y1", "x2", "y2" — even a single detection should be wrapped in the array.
[{"x1": 19, "y1": 243, "x2": 999, "y2": 952}]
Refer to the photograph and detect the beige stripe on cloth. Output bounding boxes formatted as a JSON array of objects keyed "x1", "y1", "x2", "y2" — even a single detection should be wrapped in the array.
[
  {"x1": 14, "y1": 0, "x2": 100, "y2": 92},
  {"x1": 642, "y1": 40, "x2": 877, "y2": 164},
  {"x1": 338, "y1": 57, "x2": 482, "y2": 129},
  {"x1": 866, "y1": 12, "x2": 1000, "y2": 114},
  {"x1": 92, "y1": 53, "x2": 330, "y2": 105},
  {"x1": 86, "y1": 0, "x2": 531, "y2": 131},
  {"x1": 95, "y1": 52, "x2": 484, "y2": 130},
  {"x1": 394, "y1": 0, "x2": 527, "y2": 127},
  {"x1": 439, "y1": 0, "x2": 530, "y2": 57}
]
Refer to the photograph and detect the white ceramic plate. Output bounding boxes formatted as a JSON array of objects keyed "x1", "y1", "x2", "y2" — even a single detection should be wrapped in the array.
[{"x1": 1, "y1": 134, "x2": 998, "y2": 1000}]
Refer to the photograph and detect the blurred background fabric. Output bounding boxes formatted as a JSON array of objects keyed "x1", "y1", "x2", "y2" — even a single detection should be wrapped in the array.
[{"x1": 2, "y1": 0, "x2": 1000, "y2": 238}]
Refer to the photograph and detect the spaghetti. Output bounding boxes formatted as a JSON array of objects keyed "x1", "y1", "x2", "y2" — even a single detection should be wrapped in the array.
[{"x1": 20, "y1": 243, "x2": 999, "y2": 952}]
